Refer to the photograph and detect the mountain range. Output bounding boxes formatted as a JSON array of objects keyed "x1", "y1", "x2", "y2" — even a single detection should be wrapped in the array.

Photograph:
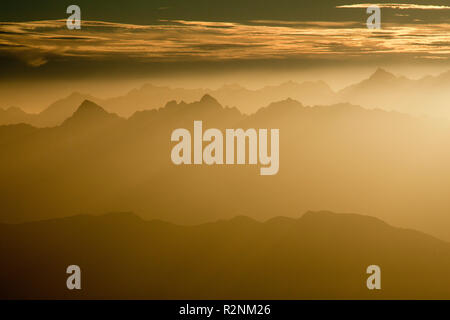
[
  {"x1": 1, "y1": 96, "x2": 450, "y2": 241},
  {"x1": 2, "y1": 210, "x2": 450, "y2": 299},
  {"x1": 2, "y1": 68, "x2": 450, "y2": 127}
]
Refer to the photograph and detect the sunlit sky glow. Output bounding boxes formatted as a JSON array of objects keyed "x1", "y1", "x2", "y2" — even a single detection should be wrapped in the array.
[{"x1": 0, "y1": 0, "x2": 449, "y2": 111}]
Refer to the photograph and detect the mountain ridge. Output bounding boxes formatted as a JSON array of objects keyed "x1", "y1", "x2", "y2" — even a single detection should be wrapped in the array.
[
  {"x1": 62, "y1": 100, "x2": 123, "y2": 127},
  {"x1": 2, "y1": 210, "x2": 450, "y2": 299},
  {"x1": 3, "y1": 67, "x2": 450, "y2": 126},
  {"x1": 1, "y1": 88, "x2": 450, "y2": 241}
]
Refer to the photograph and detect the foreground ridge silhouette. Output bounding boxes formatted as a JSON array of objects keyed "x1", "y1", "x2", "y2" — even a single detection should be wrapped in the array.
[{"x1": 1, "y1": 211, "x2": 450, "y2": 299}]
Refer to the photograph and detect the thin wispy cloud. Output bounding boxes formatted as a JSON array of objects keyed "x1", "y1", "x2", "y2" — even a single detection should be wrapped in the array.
[
  {"x1": 337, "y1": 3, "x2": 450, "y2": 10},
  {"x1": 249, "y1": 20, "x2": 362, "y2": 28},
  {"x1": 0, "y1": 19, "x2": 449, "y2": 67}
]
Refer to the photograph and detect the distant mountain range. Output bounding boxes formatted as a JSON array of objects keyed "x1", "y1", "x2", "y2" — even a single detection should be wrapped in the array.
[
  {"x1": 338, "y1": 68, "x2": 450, "y2": 117},
  {"x1": 2, "y1": 68, "x2": 450, "y2": 127},
  {"x1": 2, "y1": 210, "x2": 450, "y2": 299},
  {"x1": 1, "y1": 96, "x2": 450, "y2": 241},
  {"x1": 0, "y1": 80, "x2": 333, "y2": 126}
]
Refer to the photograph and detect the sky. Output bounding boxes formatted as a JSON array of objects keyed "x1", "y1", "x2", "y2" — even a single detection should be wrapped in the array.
[{"x1": 0, "y1": 0, "x2": 449, "y2": 111}]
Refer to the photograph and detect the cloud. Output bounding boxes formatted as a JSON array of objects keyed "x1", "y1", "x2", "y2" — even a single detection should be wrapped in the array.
[
  {"x1": 249, "y1": 20, "x2": 362, "y2": 28},
  {"x1": 23, "y1": 55, "x2": 48, "y2": 67},
  {"x1": 337, "y1": 3, "x2": 450, "y2": 10},
  {"x1": 0, "y1": 19, "x2": 449, "y2": 66}
]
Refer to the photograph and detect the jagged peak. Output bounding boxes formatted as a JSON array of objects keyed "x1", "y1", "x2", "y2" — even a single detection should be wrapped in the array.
[
  {"x1": 75, "y1": 100, "x2": 108, "y2": 115},
  {"x1": 2, "y1": 106, "x2": 27, "y2": 114},
  {"x1": 267, "y1": 97, "x2": 304, "y2": 108},
  {"x1": 200, "y1": 94, "x2": 220, "y2": 105},
  {"x1": 369, "y1": 67, "x2": 396, "y2": 81},
  {"x1": 250, "y1": 98, "x2": 304, "y2": 117},
  {"x1": 163, "y1": 95, "x2": 223, "y2": 112},
  {"x1": 63, "y1": 100, "x2": 120, "y2": 126}
]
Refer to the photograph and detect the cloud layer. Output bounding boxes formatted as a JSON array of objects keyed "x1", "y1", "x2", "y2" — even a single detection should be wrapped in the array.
[
  {"x1": 337, "y1": 3, "x2": 450, "y2": 10},
  {"x1": 0, "y1": 18, "x2": 449, "y2": 67}
]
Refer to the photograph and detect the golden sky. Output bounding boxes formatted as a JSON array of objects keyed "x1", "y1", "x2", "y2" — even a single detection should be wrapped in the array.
[
  {"x1": 0, "y1": 1, "x2": 449, "y2": 110},
  {"x1": 0, "y1": 1, "x2": 449, "y2": 68},
  {"x1": 1, "y1": 17, "x2": 449, "y2": 67}
]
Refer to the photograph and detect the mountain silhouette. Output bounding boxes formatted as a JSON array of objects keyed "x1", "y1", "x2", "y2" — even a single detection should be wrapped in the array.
[
  {"x1": 368, "y1": 68, "x2": 397, "y2": 82},
  {"x1": 164, "y1": 94, "x2": 223, "y2": 113},
  {"x1": 38, "y1": 92, "x2": 100, "y2": 126},
  {"x1": 129, "y1": 94, "x2": 242, "y2": 128},
  {"x1": 0, "y1": 92, "x2": 100, "y2": 127},
  {"x1": 337, "y1": 68, "x2": 450, "y2": 117},
  {"x1": 102, "y1": 81, "x2": 335, "y2": 116},
  {"x1": 1, "y1": 95, "x2": 450, "y2": 241},
  {"x1": 62, "y1": 100, "x2": 123, "y2": 127},
  {"x1": 209, "y1": 80, "x2": 335, "y2": 114},
  {"x1": 2, "y1": 94, "x2": 450, "y2": 300},
  {"x1": 0, "y1": 80, "x2": 335, "y2": 126},
  {"x1": 0, "y1": 106, "x2": 35, "y2": 126},
  {"x1": 339, "y1": 68, "x2": 406, "y2": 95},
  {"x1": 199, "y1": 93, "x2": 221, "y2": 106},
  {"x1": 3, "y1": 68, "x2": 450, "y2": 126},
  {"x1": 2, "y1": 210, "x2": 450, "y2": 299}
]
